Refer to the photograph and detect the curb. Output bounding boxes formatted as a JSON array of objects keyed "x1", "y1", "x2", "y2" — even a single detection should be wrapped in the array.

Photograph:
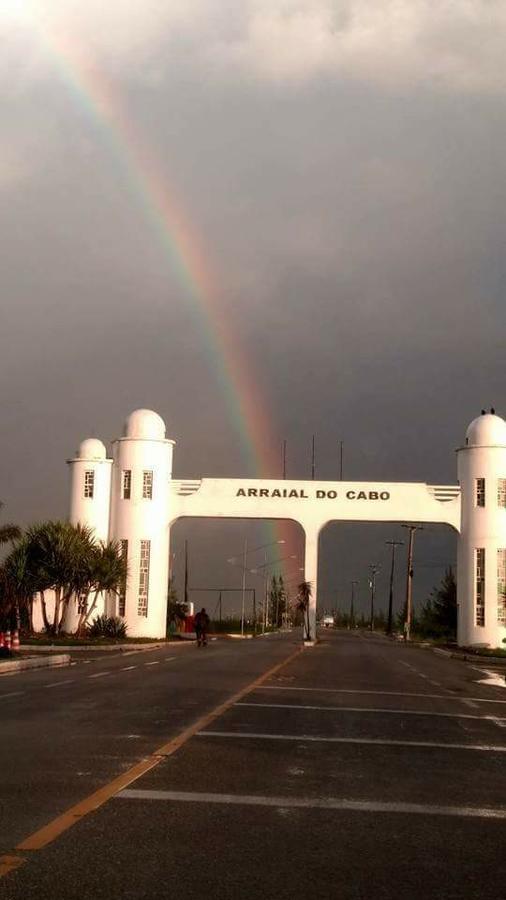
[
  {"x1": 18, "y1": 642, "x2": 171, "y2": 653},
  {"x1": 0, "y1": 654, "x2": 71, "y2": 674},
  {"x1": 415, "y1": 642, "x2": 506, "y2": 667}
]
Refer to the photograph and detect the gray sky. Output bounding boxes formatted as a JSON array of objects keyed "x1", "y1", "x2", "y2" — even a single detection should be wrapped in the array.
[{"x1": 1, "y1": 1, "x2": 505, "y2": 618}]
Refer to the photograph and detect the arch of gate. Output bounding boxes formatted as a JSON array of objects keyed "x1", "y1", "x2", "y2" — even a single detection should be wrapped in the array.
[
  {"x1": 170, "y1": 477, "x2": 461, "y2": 639},
  {"x1": 65, "y1": 408, "x2": 506, "y2": 647}
]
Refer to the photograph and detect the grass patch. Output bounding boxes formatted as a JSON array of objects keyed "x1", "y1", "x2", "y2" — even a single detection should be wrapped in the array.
[
  {"x1": 460, "y1": 646, "x2": 506, "y2": 658},
  {"x1": 20, "y1": 634, "x2": 172, "y2": 646}
]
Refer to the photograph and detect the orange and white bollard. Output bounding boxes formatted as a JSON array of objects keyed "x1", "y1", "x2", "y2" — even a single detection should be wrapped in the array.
[
  {"x1": 4, "y1": 630, "x2": 11, "y2": 650},
  {"x1": 12, "y1": 630, "x2": 20, "y2": 651}
]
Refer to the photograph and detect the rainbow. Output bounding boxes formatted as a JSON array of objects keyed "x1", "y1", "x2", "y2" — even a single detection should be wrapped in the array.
[{"x1": 32, "y1": 19, "x2": 302, "y2": 591}]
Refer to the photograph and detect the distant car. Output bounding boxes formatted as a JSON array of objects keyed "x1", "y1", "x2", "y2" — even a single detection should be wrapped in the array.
[{"x1": 323, "y1": 615, "x2": 334, "y2": 628}]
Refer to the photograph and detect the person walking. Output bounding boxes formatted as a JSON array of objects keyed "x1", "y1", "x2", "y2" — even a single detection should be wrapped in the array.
[{"x1": 194, "y1": 607, "x2": 210, "y2": 646}]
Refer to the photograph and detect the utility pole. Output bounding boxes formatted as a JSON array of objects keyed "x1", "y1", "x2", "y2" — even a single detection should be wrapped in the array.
[
  {"x1": 402, "y1": 525, "x2": 423, "y2": 641},
  {"x1": 385, "y1": 540, "x2": 404, "y2": 634},
  {"x1": 241, "y1": 537, "x2": 247, "y2": 637},
  {"x1": 350, "y1": 580, "x2": 358, "y2": 628},
  {"x1": 368, "y1": 565, "x2": 380, "y2": 631}
]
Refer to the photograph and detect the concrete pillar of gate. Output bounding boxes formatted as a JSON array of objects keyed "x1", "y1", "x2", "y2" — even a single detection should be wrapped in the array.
[{"x1": 302, "y1": 525, "x2": 320, "y2": 642}]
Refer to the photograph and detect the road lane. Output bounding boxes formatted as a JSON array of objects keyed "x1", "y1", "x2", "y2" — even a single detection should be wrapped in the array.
[
  {"x1": 0, "y1": 634, "x2": 298, "y2": 850},
  {"x1": 2, "y1": 630, "x2": 506, "y2": 899}
]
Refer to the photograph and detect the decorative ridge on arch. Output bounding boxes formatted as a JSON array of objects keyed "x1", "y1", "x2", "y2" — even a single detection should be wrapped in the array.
[
  {"x1": 172, "y1": 480, "x2": 203, "y2": 496},
  {"x1": 426, "y1": 485, "x2": 461, "y2": 503}
]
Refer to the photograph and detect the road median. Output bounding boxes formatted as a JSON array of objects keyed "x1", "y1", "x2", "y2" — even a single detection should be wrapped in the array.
[{"x1": 0, "y1": 654, "x2": 71, "y2": 674}]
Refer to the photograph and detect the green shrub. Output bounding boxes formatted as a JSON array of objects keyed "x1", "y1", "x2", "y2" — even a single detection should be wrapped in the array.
[{"x1": 87, "y1": 615, "x2": 127, "y2": 639}]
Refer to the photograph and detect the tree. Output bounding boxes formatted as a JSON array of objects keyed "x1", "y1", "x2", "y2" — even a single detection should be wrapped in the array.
[
  {"x1": 1, "y1": 538, "x2": 37, "y2": 631},
  {"x1": 0, "y1": 501, "x2": 21, "y2": 549},
  {"x1": 75, "y1": 540, "x2": 128, "y2": 635},
  {"x1": 21, "y1": 521, "x2": 98, "y2": 634},
  {"x1": 296, "y1": 581, "x2": 313, "y2": 641},
  {"x1": 418, "y1": 568, "x2": 457, "y2": 639}
]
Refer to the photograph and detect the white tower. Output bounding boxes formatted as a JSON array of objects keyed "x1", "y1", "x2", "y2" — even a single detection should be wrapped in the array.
[
  {"x1": 109, "y1": 409, "x2": 174, "y2": 638},
  {"x1": 457, "y1": 411, "x2": 506, "y2": 648},
  {"x1": 64, "y1": 438, "x2": 113, "y2": 631}
]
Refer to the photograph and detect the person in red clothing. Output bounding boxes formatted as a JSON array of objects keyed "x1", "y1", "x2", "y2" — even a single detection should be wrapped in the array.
[{"x1": 194, "y1": 607, "x2": 210, "y2": 646}]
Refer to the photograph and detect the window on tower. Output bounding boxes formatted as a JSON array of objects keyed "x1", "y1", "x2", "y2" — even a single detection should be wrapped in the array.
[
  {"x1": 142, "y1": 470, "x2": 153, "y2": 500},
  {"x1": 122, "y1": 470, "x2": 132, "y2": 500},
  {"x1": 476, "y1": 478, "x2": 485, "y2": 507},
  {"x1": 476, "y1": 548, "x2": 485, "y2": 626},
  {"x1": 498, "y1": 549, "x2": 506, "y2": 626},
  {"x1": 138, "y1": 540, "x2": 151, "y2": 617},
  {"x1": 118, "y1": 540, "x2": 128, "y2": 617},
  {"x1": 84, "y1": 470, "x2": 95, "y2": 499},
  {"x1": 498, "y1": 479, "x2": 506, "y2": 508}
]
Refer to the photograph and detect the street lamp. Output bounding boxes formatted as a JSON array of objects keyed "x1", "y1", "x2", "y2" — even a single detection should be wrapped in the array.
[
  {"x1": 227, "y1": 539, "x2": 286, "y2": 636},
  {"x1": 349, "y1": 580, "x2": 358, "y2": 629},
  {"x1": 401, "y1": 524, "x2": 423, "y2": 641},
  {"x1": 250, "y1": 554, "x2": 297, "y2": 631},
  {"x1": 385, "y1": 540, "x2": 404, "y2": 634},
  {"x1": 368, "y1": 564, "x2": 380, "y2": 632}
]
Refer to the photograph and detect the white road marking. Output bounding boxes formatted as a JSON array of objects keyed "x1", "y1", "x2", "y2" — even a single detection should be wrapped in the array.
[
  {"x1": 116, "y1": 788, "x2": 506, "y2": 820},
  {"x1": 399, "y1": 660, "x2": 436, "y2": 686},
  {"x1": 44, "y1": 680, "x2": 74, "y2": 688},
  {"x1": 236, "y1": 702, "x2": 504, "y2": 723},
  {"x1": 88, "y1": 671, "x2": 110, "y2": 679},
  {"x1": 470, "y1": 667, "x2": 506, "y2": 689},
  {"x1": 121, "y1": 666, "x2": 137, "y2": 671},
  {"x1": 145, "y1": 661, "x2": 159, "y2": 666},
  {"x1": 259, "y1": 686, "x2": 506, "y2": 705},
  {"x1": 462, "y1": 698, "x2": 480, "y2": 710},
  {"x1": 164, "y1": 657, "x2": 177, "y2": 662},
  {"x1": 199, "y1": 731, "x2": 506, "y2": 752},
  {"x1": 0, "y1": 691, "x2": 24, "y2": 700}
]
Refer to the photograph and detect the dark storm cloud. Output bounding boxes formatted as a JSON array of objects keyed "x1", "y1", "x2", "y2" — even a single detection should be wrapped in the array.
[{"x1": 1, "y1": 2, "x2": 505, "y2": 615}]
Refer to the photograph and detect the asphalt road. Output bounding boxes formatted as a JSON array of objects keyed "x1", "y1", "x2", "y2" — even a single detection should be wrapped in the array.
[{"x1": 1, "y1": 631, "x2": 506, "y2": 899}]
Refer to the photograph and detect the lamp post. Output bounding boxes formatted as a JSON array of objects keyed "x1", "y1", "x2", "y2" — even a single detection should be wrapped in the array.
[
  {"x1": 385, "y1": 540, "x2": 404, "y2": 634},
  {"x1": 350, "y1": 580, "x2": 358, "y2": 629},
  {"x1": 401, "y1": 525, "x2": 423, "y2": 641},
  {"x1": 250, "y1": 554, "x2": 297, "y2": 630},
  {"x1": 227, "y1": 539, "x2": 286, "y2": 636},
  {"x1": 368, "y1": 565, "x2": 380, "y2": 631}
]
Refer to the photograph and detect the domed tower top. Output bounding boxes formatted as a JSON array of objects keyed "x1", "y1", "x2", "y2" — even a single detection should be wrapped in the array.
[
  {"x1": 76, "y1": 438, "x2": 107, "y2": 460},
  {"x1": 123, "y1": 409, "x2": 166, "y2": 441},
  {"x1": 465, "y1": 410, "x2": 506, "y2": 447}
]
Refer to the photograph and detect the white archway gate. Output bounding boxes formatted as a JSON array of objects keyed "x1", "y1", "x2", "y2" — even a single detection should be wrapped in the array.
[
  {"x1": 62, "y1": 408, "x2": 506, "y2": 648},
  {"x1": 170, "y1": 478, "x2": 460, "y2": 640}
]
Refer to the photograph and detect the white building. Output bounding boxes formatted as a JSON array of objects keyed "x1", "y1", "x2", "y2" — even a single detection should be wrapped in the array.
[{"x1": 36, "y1": 407, "x2": 506, "y2": 647}]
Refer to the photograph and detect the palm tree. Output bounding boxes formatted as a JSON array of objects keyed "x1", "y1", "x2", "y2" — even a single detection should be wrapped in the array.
[
  {"x1": 23, "y1": 521, "x2": 96, "y2": 634},
  {"x1": 0, "y1": 502, "x2": 23, "y2": 628},
  {"x1": 1, "y1": 538, "x2": 37, "y2": 631},
  {"x1": 296, "y1": 581, "x2": 313, "y2": 641},
  {"x1": 0, "y1": 501, "x2": 21, "y2": 548},
  {"x1": 76, "y1": 540, "x2": 128, "y2": 634}
]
